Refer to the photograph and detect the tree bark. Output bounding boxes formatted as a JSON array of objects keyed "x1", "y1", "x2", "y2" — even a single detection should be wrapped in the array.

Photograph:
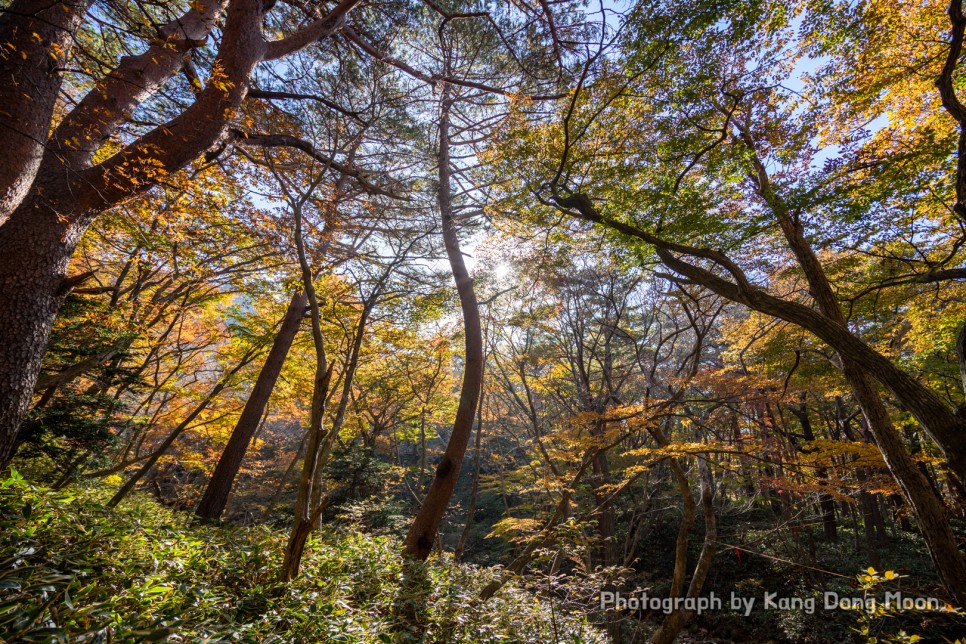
[
  {"x1": 0, "y1": 201, "x2": 87, "y2": 468},
  {"x1": 0, "y1": 0, "x2": 90, "y2": 219},
  {"x1": 195, "y1": 290, "x2": 306, "y2": 520},
  {"x1": 454, "y1": 396, "x2": 484, "y2": 562},
  {"x1": 279, "y1": 190, "x2": 332, "y2": 581},
  {"x1": 402, "y1": 87, "x2": 484, "y2": 560},
  {"x1": 0, "y1": 0, "x2": 263, "y2": 470},
  {"x1": 648, "y1": 459, "x2": 717, "y2": 644}
]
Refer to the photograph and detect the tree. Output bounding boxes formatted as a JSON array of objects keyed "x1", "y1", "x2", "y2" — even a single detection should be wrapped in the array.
[{"x1": 0, "y1": 0, "x2": 363, "y2": 468}]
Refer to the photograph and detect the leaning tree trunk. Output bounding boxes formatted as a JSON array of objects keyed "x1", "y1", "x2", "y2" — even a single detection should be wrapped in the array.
[
  {"x1": 195, "y1": 290, "x2": 307, "y2": 520},
  {"x1": 402, "y1": 87, "x2": 484, "y2": 561},
  {"x1": 749, "y1": 148, "x2": 966, "y2": 605}
]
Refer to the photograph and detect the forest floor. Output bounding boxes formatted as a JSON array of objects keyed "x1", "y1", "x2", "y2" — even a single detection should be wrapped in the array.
[
  {"x1": 2, "y1": 469, "x2": 965, "y2": 643},
  {"x1": 0, "y1": 471, "x2": 602, "y2": 643}
]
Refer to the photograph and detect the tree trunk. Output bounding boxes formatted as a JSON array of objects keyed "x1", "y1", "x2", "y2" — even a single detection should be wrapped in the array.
[
  {"x1": 0, "y1": 200, "x2": 84, "y2": 467},
  {"x1": 648, "y1": 459, "x2": 717, "y2": 644},
  {"x1": 455, "y1": 379, "x2": 486, "y2": 562},
  {"x1": 820, "y1": 492, "x2": 838, "y2": 543},
  {"x1": 402, "y1": 88, "x2": 484, "y2": 560},
  {"x1": 260, "y1": 428, "x2": 307, "y2": 522},
  {"x1": 859, "y1": 491, "x2": 881, "y2": 569},
  {"x1": 590, "y1": 421, "x2": 616, "y2": 568},
  {"x1": 0, "y1": 0, "x2": 359, "y2": 471},
  {"x1": 195, "y1": 290, "x2": 306, "y2": 520},
  {"x1": 790, "y1": 399, "x2": 838, "y2": 542},
  {"x1": 0, "y1": 0, "x2": 89, "y2": 219},
  {"x1": 279, "y1": 191, "x2": 332, "y2": 581}
]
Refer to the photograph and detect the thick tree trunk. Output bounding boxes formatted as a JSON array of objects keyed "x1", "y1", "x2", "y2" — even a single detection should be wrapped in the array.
[
  {"x1": 0, "y1": 2, "x2": 263, "y2": 469},
  {"x1": 0, "y1": 198, "x2": 84, "y2": 467},
  {"x1": 402, "y1": 89, "x2": 484, "y2": 560},
  {"x1": 195, "y1": 290, "x2": 306, "y2": 520},
  {"x1": 0, "y1": 0, "x2": 89, "y2": 219}
]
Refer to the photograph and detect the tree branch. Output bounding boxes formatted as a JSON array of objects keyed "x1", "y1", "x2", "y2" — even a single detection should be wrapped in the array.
[
  {"x1": 228, "y1": 129, "x2": 401, "y2": 197},
  {"x1": 262, "y1": 0, "x2": 362, "y2": 60}
]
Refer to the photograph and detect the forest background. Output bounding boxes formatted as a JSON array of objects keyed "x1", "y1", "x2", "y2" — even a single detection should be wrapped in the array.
[{"x1": 3, "y1": 0, "x2": 966, "y2": 641}]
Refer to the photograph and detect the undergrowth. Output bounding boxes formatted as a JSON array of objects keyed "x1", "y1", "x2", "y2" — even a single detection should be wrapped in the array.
[{"x1": 0, "y1": 471, "x2": 602, "y2": 642}]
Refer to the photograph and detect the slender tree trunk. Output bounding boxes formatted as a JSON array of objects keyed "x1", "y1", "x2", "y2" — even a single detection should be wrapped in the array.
[
  {"x1": 279, "y1": 189, "x2": 333, "y2": 581},
  {"x1": 648, "y1": 459, "x2": 717, "y2": 644},
  {"x1": 820, "y1": 492, "x2": 838, "y2": 543},
  {"x1": 791, "y1": 399, "x2": 838, "y2": 542},
  {"x1": 455, "y1": 387, "x2": 485, "y2": 562},
  {"x1": 889, "y1": 494, "x2": 914, "y2": 532},
  {"x1": 308, "y1": 289, "x2": 381, "y2": 528},
  {"x1": 859, "y1": 491, "x2": 881, "y2": 569},
  {"x1": 590, "y1": 419, "x2": 616, "y2": 568},
  {"x1": 195, "y1": 290, "x2": 306, "y2": 520},
  {"x1": 402, "y1": 88, "x2": 484, "y2": 561}
]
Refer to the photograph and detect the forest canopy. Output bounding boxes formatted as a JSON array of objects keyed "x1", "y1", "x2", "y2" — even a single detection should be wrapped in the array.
[{"x1": 2, "y1": 0, "x2": 966, "y2": 641}]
